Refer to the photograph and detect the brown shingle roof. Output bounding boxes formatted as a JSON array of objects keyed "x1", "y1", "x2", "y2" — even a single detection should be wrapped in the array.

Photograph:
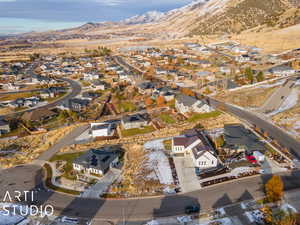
[{"x1": 22, "y1": 109, "x2": 57, "y2": 122}]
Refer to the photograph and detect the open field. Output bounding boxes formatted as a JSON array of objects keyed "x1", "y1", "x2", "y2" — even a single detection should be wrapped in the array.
[
  {"x1": 272, "y1": 96, "x2": 300, "y2": 140},
  {"x1": 216, "y1": 86, "x2": 277, "y2": 108},
  {"x1": 0, "y1": 124, "x2": 80, "y2": 168}
]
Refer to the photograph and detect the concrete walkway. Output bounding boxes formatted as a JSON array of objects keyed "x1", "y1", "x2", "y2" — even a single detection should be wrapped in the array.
[
  {"x1": 173, "y1": 156, "x2": 201, "y2": 193},
  {"x1": 81, "y1": 168, "x2": 121, "y2": 198}
]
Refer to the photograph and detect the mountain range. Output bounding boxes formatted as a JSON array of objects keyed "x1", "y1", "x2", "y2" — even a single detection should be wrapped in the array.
[{"x1": 9, "y1": 0, "x2": 300, "y2": 40}]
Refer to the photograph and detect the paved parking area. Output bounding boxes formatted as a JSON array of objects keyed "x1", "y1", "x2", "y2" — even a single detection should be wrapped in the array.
[{"x1": 173, "y1": 156, "x2": 201, "y2": 193}]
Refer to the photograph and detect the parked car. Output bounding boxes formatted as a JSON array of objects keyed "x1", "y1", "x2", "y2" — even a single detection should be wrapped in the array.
[
  {"x1": 246, "y1": 155, "x2": 257, "y2": 164},
  {"x1": 185, "y1": 205, "x2": 200, "y2": 214}
]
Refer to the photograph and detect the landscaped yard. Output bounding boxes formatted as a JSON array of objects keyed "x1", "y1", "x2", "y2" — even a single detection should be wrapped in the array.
[
  {"x1": 116, "y1": 101, "x2": 137, "y2": 112},
  {"x1": 187, "y1": 111, "x2": 222, "y2": 123},
  {"x1": 159, "y1": 113, "x2": 176, "y2": 124},
  {"x1": 50, "y1": 152, "x2": 85, "y2": 180},
  {"x1": 121, "y1": 126, "x2": 155, "y2": 137},
  {"x1": 43, "y1": 163, "x2": 81, "y2": 195}
]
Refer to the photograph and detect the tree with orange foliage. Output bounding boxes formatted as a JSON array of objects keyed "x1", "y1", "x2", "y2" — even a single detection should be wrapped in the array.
[
  {"x1": 145, "y1": 97, "x2": 154, "y2": 106},
  {"x1": 181, "y1": 88, "x2": 195, "y2": 97},
  {"x1": 157, "y1": 96, "x2": 165, "y2": 107}
]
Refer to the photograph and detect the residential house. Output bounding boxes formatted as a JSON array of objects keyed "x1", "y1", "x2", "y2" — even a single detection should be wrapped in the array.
[
  {"x1": 269, "y1": 65, "x2": 296, "y2": 76},
  {"x1": 82, "y1": 91, "x2": 100, "y2": 101},
  {"x1": 154, "y1": 86, "x2": 177, "y2": 102},
  {"x1": 21, "y1": 108, "x2": 57, "y2": 122},
  {"x1": 63, "y1": 98, "x2": 90, "y2": 112},
  {"x1": 223, "y1": 124, "x2": 266, "y2": 154},
  {"x1": 191, "y1": 144, "x2": 218, "y2": 168},
  {"x1": 172, "y1": 129, "x2": 218, "y2": 168},
  {"x1": 219, "y1": 67, "x2": 231, "y2": 74},
  {"x1": 2, "y1": 83, "x2": 20, "y2": 91},
  {"x1": 73, "y1": 146, "x2": 121, "y2": 176},
  {"x1": 175, "y1": 94, "x2": 213, "y2": 114},
  {"x1": 40, "y1": 90, "x2": 55, "y2": 99},
  {"x1": 90, "y1": 123, "x2": 115, "y2": 138},
  {"x1": 0, "y1": 119, "x2": 10, "y2": 135},
  {"x1": 137, "y1": 82, "x2": 155, "y2": 95},
  {"x1": 83, "y1": 73, "x2": 102, "y2": 81},
  {"x1": 156, "y1": 68, "x2": 168, "y2": 75},
  {"x1": 31, "y1": 74, "x2": 55, "y2": 85},
  {"x1": 236, "y1": 54, "x2": 251, "y2": 63},
  {"x1": 91, "y1": 80, "x2": 107, "y2": 91},
  {"x1": 121, "y1": 113, "x2": 150, "y2": 130}
]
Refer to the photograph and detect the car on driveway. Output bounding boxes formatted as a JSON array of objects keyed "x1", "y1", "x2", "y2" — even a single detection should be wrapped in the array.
[{"x1": 185, "y1": 205, "x2": 200, "y2": 214}]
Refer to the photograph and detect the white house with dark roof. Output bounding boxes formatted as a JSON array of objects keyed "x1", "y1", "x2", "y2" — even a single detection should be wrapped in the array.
[
  {"x1": 175, "y1": 94, "x2": 213, "y2": 114},
  {"x1": 73, "y1": 146, "x2": 121, "y2": 176},
  {"x1": 172, "y1": 129, "x2": 218, "y2": 168},
  {"x1": 90, "y1": 123, "x2": 114, "y2": 137},
  {"x1": 191, "y1": 145, "x2": 218, "y2": 168}
]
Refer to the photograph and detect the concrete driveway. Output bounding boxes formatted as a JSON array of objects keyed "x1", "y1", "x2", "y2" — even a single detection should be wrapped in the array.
[
  {"x1": 173, "y1": 156, "x2": 201, "y2": 193},
  {"x1": 81, "y1": 168, "x2": 121, "y2": 198}
]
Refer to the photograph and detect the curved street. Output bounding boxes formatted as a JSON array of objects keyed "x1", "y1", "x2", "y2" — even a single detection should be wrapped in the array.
[
  {"x1": 1, "y1": 98, "x2": 300, "y2": 222},
  {"x1": 1, "y1": 165, "x2": 300, "y2": 222},
  {"x1": 2, "y1": 77, "x2": 81, "y2": 118}
]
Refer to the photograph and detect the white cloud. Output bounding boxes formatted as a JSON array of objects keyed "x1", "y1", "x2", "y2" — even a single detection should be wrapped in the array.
[{"x1": 93, "y1": 0, "x2": 124, "y2": 6}]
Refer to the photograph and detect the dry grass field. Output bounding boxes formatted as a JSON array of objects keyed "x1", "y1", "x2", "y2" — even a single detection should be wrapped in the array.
[
  {"x1": 0, "y1": 124, "x2": 79, "y2": 168},
  {"x1": 216, "y1": 86, "x2": 277, "y2": 108}
]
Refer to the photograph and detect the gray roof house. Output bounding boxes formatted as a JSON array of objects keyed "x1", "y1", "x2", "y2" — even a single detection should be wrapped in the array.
[
  {"x1": 121, "y1": 113, "x2": 150, "y2": 130},
  {"x1": 175, "y1": 94, "x2": 212, "y2": 114},
  {"x1": 0, "y1": 119, "x2": 10, "y2": 135},
  {"x1": 224, "y1": 124, "x2": 266, "y2": 153},
  {"x1": 73, "y1": 146, "x2": 121, "y2": 176}
]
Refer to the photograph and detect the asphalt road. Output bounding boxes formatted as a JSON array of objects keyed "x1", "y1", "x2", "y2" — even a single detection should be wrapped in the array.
[
  {"x1": 1, "y1": 164, "x2": 300, "y2": 223},
  {"x1": 37, "y1": 124, "x2": 89, "y2": 161},
  {"x1": 2, "y1": 77, "x2": 81, "y2": 118}
]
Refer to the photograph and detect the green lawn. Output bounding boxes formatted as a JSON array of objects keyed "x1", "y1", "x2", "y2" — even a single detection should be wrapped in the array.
[
  {"x1": 187, "y1": 111, "x2": 222, "y2": 123},
  {"x1": 121, "y1": 126, "x2": 155, "y2": 137},
  {"x1": 43, "y1": 163, "x2": 81, "y2": 195},
  {"x1": 159, "y1": 114, "x2": 176, "y2": 124},
  {"x1": 117, "y1": 101, "x2": 137, "y2": 112}
]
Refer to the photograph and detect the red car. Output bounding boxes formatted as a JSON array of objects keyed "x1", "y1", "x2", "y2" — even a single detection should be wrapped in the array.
[{"x1": 246, "y1": 155, "x2": 257, "y2": 164}]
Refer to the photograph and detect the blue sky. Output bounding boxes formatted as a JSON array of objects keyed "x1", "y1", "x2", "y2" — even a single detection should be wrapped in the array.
[{"x1": 0, "y1": 0, "x2": 194, "y2": 34}]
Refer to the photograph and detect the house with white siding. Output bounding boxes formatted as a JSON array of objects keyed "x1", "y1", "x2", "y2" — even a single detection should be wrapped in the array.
[
  {"x1": 175, "y1": 94, "x2": 213, "y2": 115},
  {"x1": 172, "y1": 129, "x2": 218, "y2": 169}
]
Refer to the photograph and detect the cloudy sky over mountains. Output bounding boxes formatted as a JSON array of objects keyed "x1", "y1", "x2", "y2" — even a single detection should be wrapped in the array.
[{"x1": 0, "y1": 0, "x2": 193, "y2": 22}]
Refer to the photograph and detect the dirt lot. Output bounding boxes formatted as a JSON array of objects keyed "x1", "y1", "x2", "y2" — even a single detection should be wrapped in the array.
[
  {"x1": 216, "y1": 86, "x2": 277, "y2": 108},
  {"x1": 272, "y1": 101, "x2": 300, "y2": 140},
  {"x1": 0, "y1": 124, "x2": 79, "y2": 168}
]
